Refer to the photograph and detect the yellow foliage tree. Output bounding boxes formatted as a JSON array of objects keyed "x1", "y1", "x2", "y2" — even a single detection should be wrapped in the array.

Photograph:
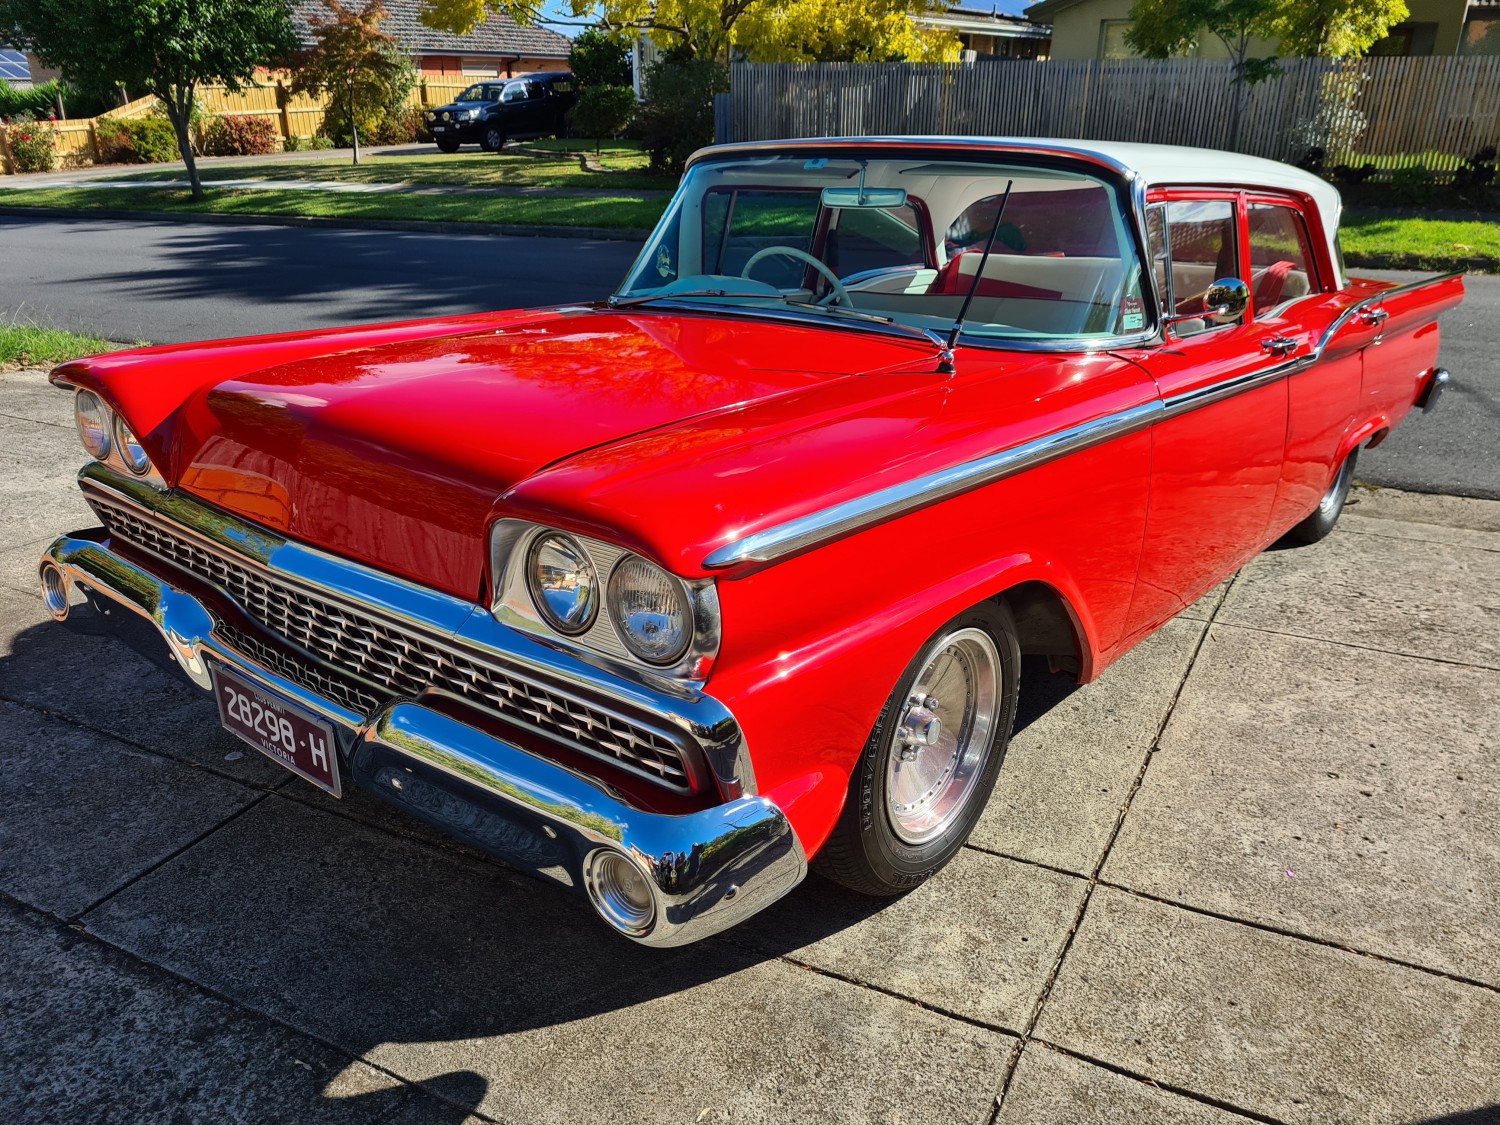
[{"x1": 418, "y1": 0, "x2": 958, "y2": 63}]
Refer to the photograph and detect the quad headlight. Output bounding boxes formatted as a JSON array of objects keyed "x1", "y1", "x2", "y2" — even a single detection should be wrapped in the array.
[
  {"x1": 607, "y1": 555, "x2": 691, "y2": 666},
  {"x1": 112, "y1": 414, "x2": 151, "y2": 475},
  {"x1": 526, "y1": 532, "x2": 599, "y2": 635},
  {"x1": 74, "y1": 389, "x2": 112, "y2": 459}
]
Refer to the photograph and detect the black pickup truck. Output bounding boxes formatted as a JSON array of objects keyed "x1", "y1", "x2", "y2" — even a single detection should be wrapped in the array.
[{"x1": 425, "y1": 72, "x2": 578, "y2": 153}]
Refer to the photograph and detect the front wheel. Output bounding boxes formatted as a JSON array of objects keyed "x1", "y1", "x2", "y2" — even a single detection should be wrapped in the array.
[
  {"x1": 816, "y1": 602, "x2": 1020, "y2": 896},
  {"x1": 1284, "y1": 448, "x2": 1358, "y2": 545},
  {"x1": 481, "y1": 125, "x2": 507, "y2": 153}
]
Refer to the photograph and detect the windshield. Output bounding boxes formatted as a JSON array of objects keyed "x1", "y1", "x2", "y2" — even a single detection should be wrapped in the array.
[
  {"x1": 459, "y1": 83, "x2": 501, "y2": 102},
  {"x1": 617, "y1": 153, "x2": 1152, "y2": 343}
]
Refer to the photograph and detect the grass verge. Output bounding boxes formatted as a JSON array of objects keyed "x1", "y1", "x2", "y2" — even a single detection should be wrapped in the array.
[
  {"x1": 96, "y1": 144, "x2": 666, "y2": 192},
  {"x1": 1341, "y1": 210, "x2": 1500, "y2": 272},
  {"x1": 0, "y1": 320, "x2": 116, "y2": 370},
  {"x1": 0, "y1": 185, "x2": 668, "y2": 231}
]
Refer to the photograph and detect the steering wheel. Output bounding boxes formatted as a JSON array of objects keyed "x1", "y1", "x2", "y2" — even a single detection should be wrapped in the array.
[{"x1": 741, "y1": 245, "x2": 852, "y2": 307}]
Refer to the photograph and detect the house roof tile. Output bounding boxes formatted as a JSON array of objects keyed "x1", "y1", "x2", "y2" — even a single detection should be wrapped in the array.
[{"x1": 295, "y1": 0, "x2": 572, "y2": 60}]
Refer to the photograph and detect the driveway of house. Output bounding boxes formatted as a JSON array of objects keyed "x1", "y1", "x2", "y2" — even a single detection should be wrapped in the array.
[{"x1": 2, "y1": 366, "x2": 1497, "y2": 1124}]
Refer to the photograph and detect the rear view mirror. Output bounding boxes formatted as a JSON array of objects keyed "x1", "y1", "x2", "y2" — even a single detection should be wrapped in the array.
[{"x1": 821, "y1": 186, "x2": 908, "y2": 209}]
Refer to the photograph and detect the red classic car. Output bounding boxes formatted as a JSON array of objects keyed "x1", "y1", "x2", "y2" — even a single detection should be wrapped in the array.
[{"x1": 39, "y1": 138, "x2": 1461, "y2": 946}]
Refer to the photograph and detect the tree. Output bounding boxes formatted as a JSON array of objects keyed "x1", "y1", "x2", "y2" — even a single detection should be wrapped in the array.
[
  {"x1": 572, "y1": 84, "x2": 636, "y2": 152},
  {"x1": 290, "y1": 0, "x2": 408, "y2": 165},
  {"x1": 0, "y1": 0, "x2": 297, "y2": 201},
  {"x1": 1265, "y1": 0, "x2": 1408, "y2": 57},
  {"x1": 568, "y1": 26, "x2": 631, "y2": 88},
  {"x1": 418, "y1": 0, "x2": 957, "y2": 64}
]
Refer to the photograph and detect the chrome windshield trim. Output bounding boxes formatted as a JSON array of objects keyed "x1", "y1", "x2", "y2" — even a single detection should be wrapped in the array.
[
  {"x1": 705, "y1": 400, "x2": 1165, "y2": 568},
  {"x1": 79, "y1": 464, "x2": 758, "y2": 799}
]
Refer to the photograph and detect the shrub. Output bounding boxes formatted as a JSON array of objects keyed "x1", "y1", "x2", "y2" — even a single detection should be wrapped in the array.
[
  {"x1": 0, "y1": 78, "x2": 111, "y2": 121},
  {"x1": 1389, "y1": 164, "x2": 1435, "y2": 206},
  {"x1": 635, "y1": 56, "x2": 726, "y2": 176},
  {"x1": 95, "y1": 117, "x2": 181, "y2": 164},
  {"x1": 203, "y1": 114, "x2": 281, "y2": 156},
  {"x1": 570, "y1": 85, "x2": 635, "y2": 153},
  {"x1": 4, "y1": 112, "x2": 58, "y2": 173},
  {"x1": 282, "y1": 132, "x2": 335, "y2": 151},
  {"x1": 369, "y1": 104, "x2": 428, "y2": 145},
  {"x1": 569, "y1": 28, "x2": 631, "y2": 89}
]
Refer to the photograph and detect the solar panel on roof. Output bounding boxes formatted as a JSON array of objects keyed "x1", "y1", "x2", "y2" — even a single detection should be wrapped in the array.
[{"x1": 0, "y1": 48, "x2": 31, "y2": 83}]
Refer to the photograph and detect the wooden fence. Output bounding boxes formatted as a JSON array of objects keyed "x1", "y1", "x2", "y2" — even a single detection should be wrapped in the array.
[
  {"x1": 1, "y1": 77, "x2": 480, "y2": 173},
  {"x1": 724, "y1": 56, "x2": 1500, "y2": 174}
]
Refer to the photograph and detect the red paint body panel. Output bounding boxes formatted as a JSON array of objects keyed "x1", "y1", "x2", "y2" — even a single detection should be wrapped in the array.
[{"x1": 51, "y1": 196, "x2": 1464, "y2": 863}]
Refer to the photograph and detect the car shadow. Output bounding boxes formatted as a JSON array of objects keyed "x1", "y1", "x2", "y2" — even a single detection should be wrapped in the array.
[{"x1": 0, "y1": 599, "x2": 1024, "y2": 1120}]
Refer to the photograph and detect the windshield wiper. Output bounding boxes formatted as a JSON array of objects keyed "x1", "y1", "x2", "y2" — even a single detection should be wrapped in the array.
[
  {"x1": 607, "y1": 290, "x2": 780, "y2": 308},
  {"x1": 779, "y1": 300, "x2": 948, "y2": 350}
]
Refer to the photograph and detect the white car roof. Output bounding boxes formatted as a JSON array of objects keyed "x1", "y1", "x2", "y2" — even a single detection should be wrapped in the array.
[{"x1": 695, "y1": 136, "x2": 1345, "y2": 284}]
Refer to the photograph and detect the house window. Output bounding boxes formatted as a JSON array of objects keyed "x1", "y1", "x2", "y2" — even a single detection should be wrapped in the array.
[
  {"x1": 462, "y1": 58, "x2": 501, "y2": 77},
  {"x1": 1461, "y1": 18, "x2": 1500, "y2": 56},
  {"x1": 1098, "y1": 20, "x2": 1135, "y2": 59},
  {"x1": 1369, "y1": 22, "x2": 1439, "y2": 56}
]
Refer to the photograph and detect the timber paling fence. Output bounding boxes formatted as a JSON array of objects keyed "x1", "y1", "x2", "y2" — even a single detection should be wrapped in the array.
[
  {"x1": 0, "y1": 78, "x2": 476, "y2": 174},
  {"x1": 723, "y1": 56, "x2": 1500, "y2": 174}
]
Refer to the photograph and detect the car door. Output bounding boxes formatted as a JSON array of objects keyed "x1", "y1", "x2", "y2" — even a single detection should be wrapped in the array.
[{"x1": 1116, "y1": 192, "x2": 1292, "y2": 638}]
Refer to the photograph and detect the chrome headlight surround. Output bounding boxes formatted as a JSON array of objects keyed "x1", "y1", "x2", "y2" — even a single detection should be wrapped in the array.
[
  {"x1": 75, "y1": 389, "x2": 113, "y2": 460},
  {"x1": 525, "y1": 531, "x2": 599, "y2": 636},
  {"x1": 69, "y1": 387, "x2": 164, "y2": 484},
  {"x1": 491, "y1": 519, "x2": 721, "y2": 684}
]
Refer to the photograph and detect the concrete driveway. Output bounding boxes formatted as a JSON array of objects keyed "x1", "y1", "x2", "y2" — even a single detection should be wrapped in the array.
[{"x1": 2, "y1": 368, "x2": 1498, "y2": 1124}]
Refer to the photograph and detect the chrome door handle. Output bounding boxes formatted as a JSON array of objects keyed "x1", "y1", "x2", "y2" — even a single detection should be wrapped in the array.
[
  {"x1": 1358, "y1": 307, "x2": 1390, "y2": 326},
  {"x1": 1260, "y1": 336, "x2": 1297, "y2": 356}
]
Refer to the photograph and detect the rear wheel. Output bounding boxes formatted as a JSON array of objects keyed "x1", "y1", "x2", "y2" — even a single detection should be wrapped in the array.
[
  {"x1": 481, "y1": 125, "x2": 506, "y2": 153},
  {"x1": 816, "y1": 602, "x2": 1020, "y2": 896},
  {"x1": 435, "y1": 138, "x2": 460, "y2": 154},
  {"x1": 1285, "y1": 448, "x2": 1358, "y2": 545}
]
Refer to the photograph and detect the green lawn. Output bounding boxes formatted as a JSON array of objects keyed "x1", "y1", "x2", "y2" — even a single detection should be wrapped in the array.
[
  {"x1": 1341, "y1": 211, "x2": 1500, "y2": 271},
  {"x1": 0, "y1": 320, "x2": 117, "y2": 370},
  {"x1": 0, "y1": 185, "x2": 669, "y2": 231},
  {"x1": 110, "y1": 144, "x2": 668, "y2": 192}
]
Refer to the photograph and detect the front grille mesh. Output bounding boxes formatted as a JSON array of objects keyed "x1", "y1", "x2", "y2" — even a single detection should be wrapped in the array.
[{"x1": 89, "y1": 494, "x2": 694, "y2": 790}]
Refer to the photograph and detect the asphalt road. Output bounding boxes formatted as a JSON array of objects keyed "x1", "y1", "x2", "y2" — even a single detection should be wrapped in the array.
[{"x1": 1, "y1": 216, "x2": 1493, "y2": 498}]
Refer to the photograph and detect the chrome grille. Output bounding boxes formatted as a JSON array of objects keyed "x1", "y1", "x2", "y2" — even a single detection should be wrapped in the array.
[{"x1": 89, "y1": 495, "x2": 694, "y2": 790}]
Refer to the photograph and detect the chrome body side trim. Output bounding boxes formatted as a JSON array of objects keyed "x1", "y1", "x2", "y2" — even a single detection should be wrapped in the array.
[
  {"x1": 75, "y1": 464, "x2": 757, "y2": 800},
  {"x1": 39, "y1": 529, "x2": 804, "y2": 947},
  {"x1": 705, "y1": 401, "x2": 1164, "y2": 568},
  {"x1": 1417, "y1": 367, "x2": 1450, "y2": 413},
  {"x1": 705, "y1": 271, "x2": 1461, "y2": 570}
]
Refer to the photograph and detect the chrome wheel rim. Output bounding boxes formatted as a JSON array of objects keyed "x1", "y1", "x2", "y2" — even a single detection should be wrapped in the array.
[
  {"x1": 885, "y1": 627, "x2": 1001, "y2": 845},
  {"x1": 1320, "y1": 455, "x2": 1354, "y2": 518}
]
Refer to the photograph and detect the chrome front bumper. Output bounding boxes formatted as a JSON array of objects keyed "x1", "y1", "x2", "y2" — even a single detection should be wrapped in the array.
[{"x1": 38, "y1": 530, "x2": 806, "y2": 947}]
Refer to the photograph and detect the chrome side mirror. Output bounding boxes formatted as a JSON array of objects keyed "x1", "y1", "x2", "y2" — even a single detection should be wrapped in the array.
[
  {"x1": 1162, "y1": 276, "x2": 1251, "y2": 335},
  {"x1": 1202, "y1": 277, "x2": 1250, "y2": 324}
]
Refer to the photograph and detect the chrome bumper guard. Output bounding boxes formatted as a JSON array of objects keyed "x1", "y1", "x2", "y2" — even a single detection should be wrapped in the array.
[{"x1": 39, "y1": 531, "x2": 806, "y2": 948}]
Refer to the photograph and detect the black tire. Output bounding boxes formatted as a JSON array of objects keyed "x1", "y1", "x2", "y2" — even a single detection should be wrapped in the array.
[
  {"x1": 435, "y1": 138, "x2": 460, "y2": 154},
  {"x1": 481, "y1": 125, "x2": 506, "y2": 153},
  {"x1": 816, "y1": 601, "x2": 1021, "y2": 897},
  {"x1": 1284, "y1": 448, "x2": 1358, "y2": 545}
]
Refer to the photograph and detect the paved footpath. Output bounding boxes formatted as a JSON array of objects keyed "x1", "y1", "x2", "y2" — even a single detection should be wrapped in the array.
[{"x1": 2, "y1": 367, "x2": 1498, "y2": 1124}]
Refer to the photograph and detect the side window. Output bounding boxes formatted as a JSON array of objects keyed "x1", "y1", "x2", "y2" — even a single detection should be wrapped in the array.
[
  {"x1": 1146, "y1": 204, "x2": 1170, "y2": 308},
  {"x1": 501, "y1": 82, "x2": 527, "y2": 104},
  {"x1": 1247, "y1": 203, "x2": 1318, "y2": 313},
  {"x1": 702, "y1": 190, "x2": 822, "y2": 288},
  {"x1": 1163, "y1": 199, "x2": 1240, "y2": 336},
  {"x1": 828, "y1": 205, "x2": 922, "y2": 277}
]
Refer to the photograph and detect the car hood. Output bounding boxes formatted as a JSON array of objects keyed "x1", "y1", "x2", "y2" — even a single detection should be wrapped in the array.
[
  {"x1": 172, "y1": 310, "x2": 947, "y2": 600},
  {"x1": 434, "y1": 100, "x2": 491, "y2": 111}
]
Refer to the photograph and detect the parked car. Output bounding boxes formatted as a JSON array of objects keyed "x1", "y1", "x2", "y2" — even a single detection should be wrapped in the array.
[
  {"x1": 425, "y1": 72, "x2": 577, "y2": 153},
  {"x1": 40, "y1": 138, "x2": 1460, "y2": 948}
]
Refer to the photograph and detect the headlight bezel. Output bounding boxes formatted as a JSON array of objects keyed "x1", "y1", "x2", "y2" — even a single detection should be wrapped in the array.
[
  {"x1": 491, "y1": 520, "x2": 720, "y2": 683},
  {"x1": 112, "y1": 412, "x2": 152, "y2": 475},
  {"x1": 606, "y1": 554, "x2": 693, "y2": 667},
  {"x1": 525, "y1": 531, "x2": 600, "y2": 636},
  {"x1": 74, "y1": 389, "x2": 113, "y2": 460}
]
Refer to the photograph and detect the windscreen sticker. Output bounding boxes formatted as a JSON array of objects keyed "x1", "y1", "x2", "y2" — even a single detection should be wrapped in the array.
[{"x1": 1121, "y1": 295, "x2": 1144, "y2": 332}]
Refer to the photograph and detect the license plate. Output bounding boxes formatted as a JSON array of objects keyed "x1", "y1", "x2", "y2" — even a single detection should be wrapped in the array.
[
  {"x1": 213, "y1": 664, "x2": 341, "y2": 797},
  {"x1": 431, "y1": 124, "x2": 447, "y2": 131}
]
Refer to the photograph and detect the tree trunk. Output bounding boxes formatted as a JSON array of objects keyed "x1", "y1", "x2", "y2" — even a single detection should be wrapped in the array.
[
  {"x1": 162, "y1": 84, "x2": 204, "y2": 201},
  {"x1": 349, "y1": 88, "x2": 360, "y2": 165}
]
